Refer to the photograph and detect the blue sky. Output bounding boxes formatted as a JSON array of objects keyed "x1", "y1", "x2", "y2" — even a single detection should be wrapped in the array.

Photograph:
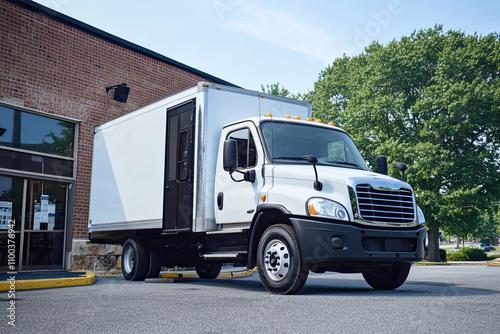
[{"x1": 34, "y1": 0, "x2": 500, "y2": 95}]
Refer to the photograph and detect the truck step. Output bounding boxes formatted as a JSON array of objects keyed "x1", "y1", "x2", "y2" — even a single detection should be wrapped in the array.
[{"x1": 203, "y1": 252, "x2": 246, "y2": 262}]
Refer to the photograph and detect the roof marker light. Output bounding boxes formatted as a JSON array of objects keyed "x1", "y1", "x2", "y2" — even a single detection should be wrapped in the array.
[
  {"x1": 284, "y1": 114, "x2": 291, "y2": 119},
  {"x1": 265, "y1": 113, "x2": 272, "y2": 117},
  {"x1": 328, "y1": 121, "x2": 335, "y2": 126},
  {"x1": 316, "y1": 119, "x2": 322, "y2": 123},
  {"x1": 294, "y1": 116, "x2": 301, "y2": 120},
  {"x1": 305, "y1": 117, "x2": 313, "y2": 121}
]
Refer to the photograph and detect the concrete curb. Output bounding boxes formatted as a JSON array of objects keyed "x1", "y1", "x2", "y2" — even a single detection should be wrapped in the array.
[
  {"x1": 0, "y1": 271, "x2": 96, "y2": 292},
  {"x1": 487, "y1": 259, "x2": 500, "y2": 267},
  {"x1": 446, "y1": 261, "x2": 488, "y2": 265}
]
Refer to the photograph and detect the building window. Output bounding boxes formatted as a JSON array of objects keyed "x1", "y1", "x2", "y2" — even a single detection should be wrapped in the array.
[
  {"x1": 0, "y1": 105, "x2": 75, "y2": 157},
  {"x1": 0, "y1": 105, "x2": 76, "y2": 179}
]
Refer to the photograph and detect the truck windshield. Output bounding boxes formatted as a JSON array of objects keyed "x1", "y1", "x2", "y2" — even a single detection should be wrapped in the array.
[{"x1": 260, "y1": 121, "x2": 369, "y2": 170}]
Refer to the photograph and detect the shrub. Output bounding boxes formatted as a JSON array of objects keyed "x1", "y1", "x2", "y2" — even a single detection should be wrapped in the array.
[
  {"x1": 446, "y1": 247, "x2": 487, "y2": 261},
  {"x1": 446, "y1": 251, "x2": 468, "y2": 261},
  {"x1": 424, "y1": 248, "x2": 448, "y2": 261},
  {"x1": 439, "y1": 249, "x2": 447, "y2": 261},
  {"x1": 462, "y1": 248, "x2": 488, "y2": 261}
]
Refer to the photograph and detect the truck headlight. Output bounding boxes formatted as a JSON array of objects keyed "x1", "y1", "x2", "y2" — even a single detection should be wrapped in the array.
[
  {"x1": 307, "y1": 198, "x2": 349, "y2": 221},
  {"x1": 417, "y1": 206, "x2": 425, "y2": 225}
]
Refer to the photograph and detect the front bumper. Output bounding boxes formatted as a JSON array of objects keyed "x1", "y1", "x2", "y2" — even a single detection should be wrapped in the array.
[{"x1": 290, "y1": 217, "x2": 426, "y2": 269}]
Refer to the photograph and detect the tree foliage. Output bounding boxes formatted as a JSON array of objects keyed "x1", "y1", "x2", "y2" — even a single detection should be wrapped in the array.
[
  {"x1": 308, "y1": 26, "x2": 500, "y2": 261},
  {"x1": 261, "y1": 82, "x2": 304, "y2": 100},
  {"x1": 474, "y1": 208, "x2": 499, "y2": 241}
]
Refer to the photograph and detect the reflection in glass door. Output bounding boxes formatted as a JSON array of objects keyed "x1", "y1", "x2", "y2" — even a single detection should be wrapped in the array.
[
  {"x1": 0, "y1": 175, "x2": 68, "y2": 271},
  {"x1": 0, "y1": 176, "x2": 24, "y2": 270},
  {"x1": 23, "y1": 180, "x2": 67, "y2": 270}
]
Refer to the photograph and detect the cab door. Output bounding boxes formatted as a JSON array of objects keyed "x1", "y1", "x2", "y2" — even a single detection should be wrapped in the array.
[{"x1": 214, "y1": 122, "x2": 264, "y2": 225}]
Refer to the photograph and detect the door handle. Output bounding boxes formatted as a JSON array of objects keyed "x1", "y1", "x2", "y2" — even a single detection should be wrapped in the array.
[{"x1": 217, "y1": 192, "x2": 223, "y2": 210}]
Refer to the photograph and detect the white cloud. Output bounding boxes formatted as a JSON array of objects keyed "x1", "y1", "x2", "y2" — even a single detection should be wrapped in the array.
[{"x1": 209, "y1": 2, "x2": 343, "y2": 64}]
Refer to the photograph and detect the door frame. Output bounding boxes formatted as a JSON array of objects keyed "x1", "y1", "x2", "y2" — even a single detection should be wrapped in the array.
[
  {"x1": 162, "y1": 99, "x2": 196, "y2": 233},
  {"x1": 0, "y1": 174, "x2": 72, "y2": 271}
]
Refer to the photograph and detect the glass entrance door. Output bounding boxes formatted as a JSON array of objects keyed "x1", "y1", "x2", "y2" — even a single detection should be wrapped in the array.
[
  {"x1": 0, "y1": 175, "x2": 68, "y2": 271},
  {"x1": 23, "y1": 180, "x2": 67, "y2": 270}
]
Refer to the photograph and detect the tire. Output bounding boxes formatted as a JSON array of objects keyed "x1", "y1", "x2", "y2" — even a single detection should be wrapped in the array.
[
  {"x1": 257, "y1": 224, "x2": 309, "y2": 294},
  {"x1": 362, "y1": 262, "x2": 411, "y2": 290},
  {"x1": 146, "y1": 245, "x2": 163, "y2": 279},
  {"x1": 195, "y1": 262, "x2": 222, "y2": 279},
  {"x1": 121, "y1": 238, "x2": 149, "y2": 281}
]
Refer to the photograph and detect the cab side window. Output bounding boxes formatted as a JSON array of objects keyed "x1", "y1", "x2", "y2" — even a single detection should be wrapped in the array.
[{"x1": 227, "y1": 128, "x2": 256, "y2": 169}]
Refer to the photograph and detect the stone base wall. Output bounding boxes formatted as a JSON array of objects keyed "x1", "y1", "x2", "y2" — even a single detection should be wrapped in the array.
[{"x1": 71, "y1": 239, "x2": 122, "y2": 274}]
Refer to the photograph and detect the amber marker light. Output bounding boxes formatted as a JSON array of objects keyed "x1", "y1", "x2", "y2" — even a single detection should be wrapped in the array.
[
  {"x1": 261, "y1": 194, "x2": 267, "y2": 201},
  {"x1": 265, "y1": 113, "x2": 272, "y2": 117},
  {"x1": 308, "y1": 204, "x2": 317, "y2": 215},
  {"x1": 328, "y1": 122, "x2": 335, "y2": 126},
  {"x1": 316, "y1": 119, "x2": 322, "y2": 123},
  {"x1": 305, "y1": 117, "x2": 313, "y2": 121},
  {"x1": 294, "y1": 116, "x2": 301, "y2": 120},
  {"x1": 284, "y1": 114, "x2": 291, "y2": 119}
]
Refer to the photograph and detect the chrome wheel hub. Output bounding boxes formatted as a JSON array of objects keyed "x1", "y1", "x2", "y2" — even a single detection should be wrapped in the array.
[
  {"x1": 263, "y1": 239, "x2": 290, "y2": 281},
  {"x1": 123, "y1": 246, "x2": 134, "y2": 274}
]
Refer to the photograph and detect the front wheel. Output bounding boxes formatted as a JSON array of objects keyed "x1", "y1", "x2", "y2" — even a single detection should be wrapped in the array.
[
  {"x1": 362, "y1": 262, "x2": 411, "y2": 290},
  {"x1": 257, "y1": 224, "x2": 309, "y2": 294}
]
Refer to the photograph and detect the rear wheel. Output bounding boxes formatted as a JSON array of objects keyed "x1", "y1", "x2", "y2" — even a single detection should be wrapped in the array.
[
  {"x1": 257, "y1": 224, "x2": 309, "y2": 294},
  {"x1": 362, "y1": 262, "x2": 411, "y2": 290},
  {"x1": 146, "y1": 245, "x2": 163, "y2": 279},
  {"x1": 122, "y1": 238, "x2": 149, "y2": 281},
  {"x1": 195, "y1": 262, "x2": 222, "y2": 279}
]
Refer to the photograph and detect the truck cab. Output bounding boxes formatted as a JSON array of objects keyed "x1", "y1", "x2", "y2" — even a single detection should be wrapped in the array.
[{"x1": 214, "y1": 115, "x2": 426, "y2": 293}]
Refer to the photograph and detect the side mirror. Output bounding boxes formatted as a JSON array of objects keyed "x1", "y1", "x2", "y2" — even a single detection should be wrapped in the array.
[
  {"x1": 306, "y1": 155, "x2": 322, "y2": 191},
  {"x1": 396, "y1": 162, "x2": 407, "y2": 181},
  {"x1": 376, "y1": 155, "x2": 388, "y2": 175},
  {"x1": 223, "y1": 139, "x2": 238, "y2": 173}
]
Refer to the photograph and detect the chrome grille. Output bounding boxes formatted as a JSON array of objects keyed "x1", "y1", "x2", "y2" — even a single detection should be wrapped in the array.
[{"x1": 356, "y1": 184, "x2": 415, "y2": 224}]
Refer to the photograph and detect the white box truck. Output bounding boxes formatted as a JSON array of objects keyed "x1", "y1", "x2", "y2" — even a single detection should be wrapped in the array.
[{"x1": 89, "y1": 82, "x2": 426, "y2": 294}]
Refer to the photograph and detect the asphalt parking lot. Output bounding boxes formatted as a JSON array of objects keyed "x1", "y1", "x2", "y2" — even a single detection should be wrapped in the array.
[{"x1": 2, "y1": 265, "x2": 499, "y2": 333}]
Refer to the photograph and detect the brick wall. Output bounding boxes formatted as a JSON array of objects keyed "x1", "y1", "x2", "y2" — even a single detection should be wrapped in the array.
[{"x1": 0, "y1": 0, "x2": 211, "y2": 239}]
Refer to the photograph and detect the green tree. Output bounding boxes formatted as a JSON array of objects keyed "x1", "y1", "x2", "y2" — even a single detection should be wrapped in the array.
[
  {"x1": 308, "y1": 26, "x2": 500, "y2": 261},
  {"x1": 43, "y1": 121, "x2": 75, "y2": 157},
  {"x1": 473, "y1": 209, "x2": 498, "y2": 242},
  {"x1": 495, "y1": 206, "x2": 500, "y2": 243},
  {"x1": 261, "y1": 82, "x2": 304, "y2": 100}
]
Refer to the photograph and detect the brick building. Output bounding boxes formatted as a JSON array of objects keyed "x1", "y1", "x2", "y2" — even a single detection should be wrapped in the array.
[{"x1": 0, "y1": 0, "x2": 235, "y2": 271}]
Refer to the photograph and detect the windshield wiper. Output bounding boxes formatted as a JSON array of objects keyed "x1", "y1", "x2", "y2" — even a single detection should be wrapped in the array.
[
  {"x1": 273, "y1": 156, "x2": 307, "y2": 160},
  {"x1": 323, "y1": 160, "x2": 363, "y2": 169}
]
